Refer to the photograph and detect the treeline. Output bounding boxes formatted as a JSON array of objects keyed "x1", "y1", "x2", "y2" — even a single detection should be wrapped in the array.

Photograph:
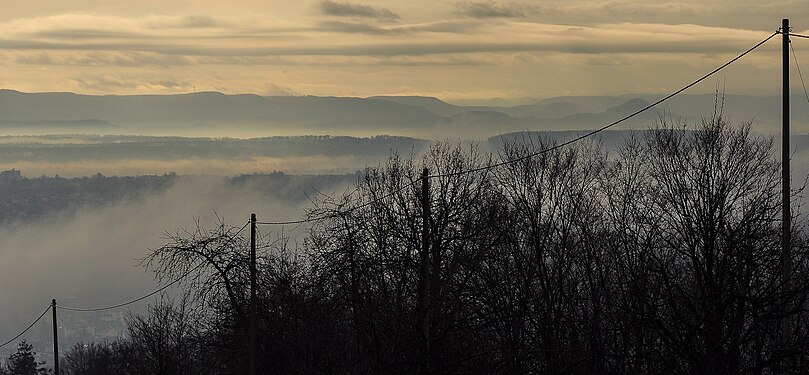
[
  {"x1": 0, "y1": 172, "x2": 355, "y2": 225},
  {"x1": 58, "y1": 116, "x2": 809, "y2": 374},
  {"x1": 0, "y1": 173, "x2": 176, "y2": 225}
]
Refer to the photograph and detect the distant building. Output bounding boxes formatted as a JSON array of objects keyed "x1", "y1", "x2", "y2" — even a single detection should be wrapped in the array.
[{"x1": 0, "y1": 168, "x2": 21, "y2": 182}]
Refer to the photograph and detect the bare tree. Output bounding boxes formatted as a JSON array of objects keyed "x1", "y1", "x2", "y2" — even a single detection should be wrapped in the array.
[
  {"x1": 484, "y1": 136, "x2": 609, "y2": 374},
  {"x1": 144, "y1": 219, "x2": 251, "y2": 319},
  {"x1": 124, "y1": 295, "x2": 202, "y2": 375},
  {"x1": 616, "y1": 115, "x2": 809, "y2": 374},
  {"x1": 308, "y1": 143, "x2": 502, "y2": 374}
]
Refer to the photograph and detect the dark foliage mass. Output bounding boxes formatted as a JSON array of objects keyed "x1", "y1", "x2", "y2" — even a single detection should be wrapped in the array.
[
  {"x1": 55, "y1": 115, "x2": 809, "y2": 374},
  {"x1": 1, "y1": 341, "x2": 50, "y2": 375},
  {"x1": 0, "y1": 173, "x2": 175, "y2": 225}
]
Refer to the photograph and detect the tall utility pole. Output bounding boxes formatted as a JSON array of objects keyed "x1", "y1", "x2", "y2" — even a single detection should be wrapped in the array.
[
  {"x1": 51, "y1": 299, "x2": 59, "y2": 375},
  {"x1": 250, "y1": 213, "x2": 257, "y2": 375},
  {"x1": 419, "y1": 168, "x2": 432, "y2": 375},
  {"x1": 782, "y1": 17, "x2": 792, "y2": 355}
]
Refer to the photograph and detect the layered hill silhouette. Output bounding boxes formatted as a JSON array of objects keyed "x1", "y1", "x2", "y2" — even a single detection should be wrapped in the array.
[{"x1": 0, "y1": 89, "x2": 804, "y2": 137}]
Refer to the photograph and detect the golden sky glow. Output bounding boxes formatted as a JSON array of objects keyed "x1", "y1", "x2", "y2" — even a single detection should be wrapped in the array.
[{"x1": 0, "y1": 0, "x2": 806, "y2": 101}]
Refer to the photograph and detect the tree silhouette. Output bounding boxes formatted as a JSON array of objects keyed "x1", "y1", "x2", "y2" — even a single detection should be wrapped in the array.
[
  {"x1": 88, "y1": 110, "x2": 809, "y2": 374},
  {"x1": 4, "y1": 341, "x2": 49, "y2": 375}
]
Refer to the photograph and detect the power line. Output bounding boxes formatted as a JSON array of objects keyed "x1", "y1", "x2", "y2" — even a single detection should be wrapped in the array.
[
  {"x1": 58, "y1": 221, "x2": 250, "y2": 312},
  {"x1": 0, "y1": 306, "x2": 50, "y2": 349},
  {"x1": 442, "y1": 31, "x2": 779, "y2": 177},
  {"x1": 789, "y1": 32, "x2": 809, "y2": 39},
  {"x1": 790, "y1": 41, "x2": 809, "y2": 108},
  {"x1": 256, "y1": 182, "x2": 418, "y2": 226},
  {"x1": 58, "y1": 263, "x2": 206, "y2": 312},
  {"x1": 256, "y1": 31, "x2": 779, "y2": 225},
  {"x1": 256, "y1": 218, "x2": 327, "y2": 226}
]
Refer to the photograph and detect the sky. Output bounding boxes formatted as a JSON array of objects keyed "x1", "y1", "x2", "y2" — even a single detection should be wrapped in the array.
[{"x1": 0, "y1": 0, "x2": 807, "y2": 102}]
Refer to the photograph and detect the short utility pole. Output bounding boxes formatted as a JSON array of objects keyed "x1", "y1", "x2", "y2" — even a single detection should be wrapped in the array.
[
  {"x1": 250, "y1": 213, "x2": 257, "y2": 375},
  {"x1": 51, "y1": 299, "x2": 59, "y2": 375}
]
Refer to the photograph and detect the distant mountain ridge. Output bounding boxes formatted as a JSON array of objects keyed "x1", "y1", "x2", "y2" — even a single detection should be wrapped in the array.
[
  {"x1": 0, "y1": 90, "x2": 440, "y2": 131},
  {"x1": 0, "y1": 89, "x2": 804, "y2": 137}
]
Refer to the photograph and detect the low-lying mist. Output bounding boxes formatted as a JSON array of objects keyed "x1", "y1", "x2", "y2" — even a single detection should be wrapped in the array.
[
  {"x1": 2, "y1": 127, "x2": 809, "y2": 360},
  {"x1": 0, "y1": 134, "x2": 430, "y2": 178},
  {"x1": 0, "y1": 174, "x2": 354, "y2": 352},
  {"x1": 3, "y1": 156, "x2": 373, "y2": 178}
]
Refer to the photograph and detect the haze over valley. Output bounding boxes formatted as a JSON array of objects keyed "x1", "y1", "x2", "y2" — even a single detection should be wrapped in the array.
[
  {"x1": 2, "y1": 0, "x2": 809, "y2": 371},
  {"x1": 2, "y1": 89, "x2": 809, "y2": 366}
]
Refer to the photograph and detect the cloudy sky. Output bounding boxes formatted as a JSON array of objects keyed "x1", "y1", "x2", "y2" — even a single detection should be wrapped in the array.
[{"x1": 0, "y1": 0, "x2": 806, "y2": 102}]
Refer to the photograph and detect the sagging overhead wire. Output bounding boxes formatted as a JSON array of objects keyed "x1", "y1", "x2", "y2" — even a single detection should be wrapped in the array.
[
  {"x1": 58, "y1": 221, "x2": 250, "y2": 312},
  {"x1": 255, "y1": 30, "x2": 780, "y2": 225},
  {"x1": 445, "y1": 31, "x2": 779, "y2": 176},
  {"x1": 0, "y1": 306, "x2": 51, "y2": 349},
  {"x1": 256, "y1": 183, "x2": 419, "y2": 226},
  {"x1": 256, "y1": 217, "x2": 328, "y2": 226},
  {"x1": 790, "y1": 41, "x2": 809, "y2": 108}
]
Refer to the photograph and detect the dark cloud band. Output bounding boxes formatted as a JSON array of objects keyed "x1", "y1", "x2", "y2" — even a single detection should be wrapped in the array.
[
  {"x1": 320, "y1": 1, "x2": 399, "y2": 20},
  {"x1": 455, "y1": 2, "x2": 538, "y2": 18}
]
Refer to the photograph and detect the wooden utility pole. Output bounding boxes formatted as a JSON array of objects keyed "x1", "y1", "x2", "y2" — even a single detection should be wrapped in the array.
[
  {"x1": 419, "y1": 168, "x2": 432, "y2": 375},
  {"x1": 250, "y1": 213, "x2": 257, "y2": 375},
  {"x1": 782, "y1": 17, "x2": 793, "y2": 357},
  {"x1": 51, "y1": 299, "x2": 59, "y2": 375}
]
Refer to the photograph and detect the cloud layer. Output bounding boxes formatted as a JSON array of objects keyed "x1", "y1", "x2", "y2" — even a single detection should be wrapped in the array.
[{"x1": 0, "y1": 1, "x2": 804, "y2": 100}]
